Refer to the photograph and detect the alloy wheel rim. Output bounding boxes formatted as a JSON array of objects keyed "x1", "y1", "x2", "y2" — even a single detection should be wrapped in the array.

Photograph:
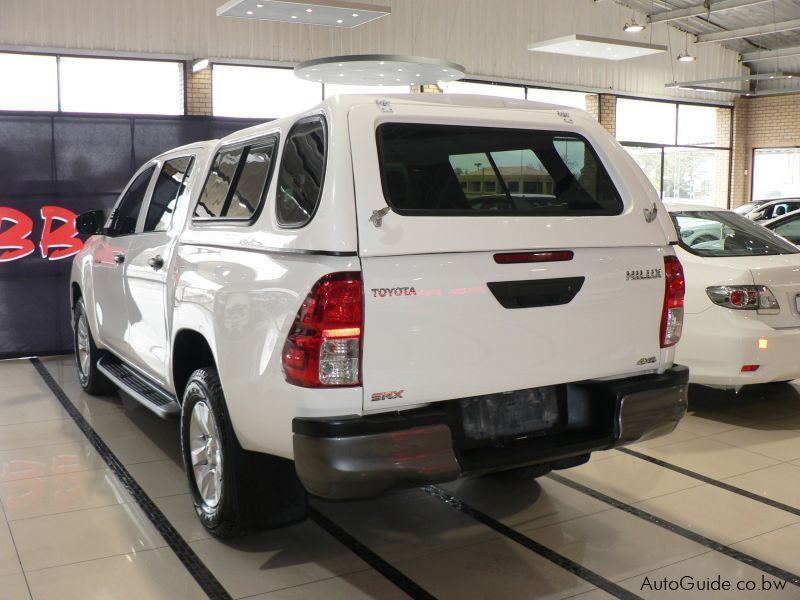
[
  {"x1": 189, "y1": 400, "x2": 223, "y2": 508},
  {"x1": 76, "y1": 312, "x2": 91, "y2": 377}
]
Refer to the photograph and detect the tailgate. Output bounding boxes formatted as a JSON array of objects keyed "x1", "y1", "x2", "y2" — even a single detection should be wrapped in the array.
[
  {"x1": 348, "y1": 100, "x2": 672, "y2": 411},
  {"x1": 360, "y1": 248, "x2": 667, "y2": 410}
]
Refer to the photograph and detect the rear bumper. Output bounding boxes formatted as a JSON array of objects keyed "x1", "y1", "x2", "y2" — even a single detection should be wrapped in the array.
[
  {"x1": 677, "y1": 309, "x2": 800, "y2": 386},
  {"x1": 292, "y1": 366, "x2": 689, "y2": 499}
]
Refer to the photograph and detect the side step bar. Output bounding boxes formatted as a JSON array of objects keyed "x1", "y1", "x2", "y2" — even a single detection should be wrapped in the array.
[{"x1": 97, "y1": 354, "x2": 180, "y2": 419}]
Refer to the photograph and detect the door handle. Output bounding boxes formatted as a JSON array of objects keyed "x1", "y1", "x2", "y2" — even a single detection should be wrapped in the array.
[
  {"x1": 113, "y1": 252, "x2": 125, "y2": 264},
  {"x1": 147, "y1": 255, "x2": 164, "y2": 270}
]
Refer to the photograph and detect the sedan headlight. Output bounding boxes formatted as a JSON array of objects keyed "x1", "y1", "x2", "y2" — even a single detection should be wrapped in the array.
[{"x1": 706, "y1": 285, "x2": 779, "y2": 312}]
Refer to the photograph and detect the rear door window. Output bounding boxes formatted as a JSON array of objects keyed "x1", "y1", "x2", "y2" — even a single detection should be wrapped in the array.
[
  {"x1": 108, "y1": 166, "x2": 155, "y2": 236},
  {"x1": 145, "y1": 156, "x2": 194, "y2": 232},
  {"x1": 377, "y1": 124, "x2": 622, "y2": 216}
]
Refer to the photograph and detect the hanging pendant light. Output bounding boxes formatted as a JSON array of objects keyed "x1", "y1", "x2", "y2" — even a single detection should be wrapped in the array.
[
  {"x1": 677, "y1": 34, "x2": 696, "y2": 62},
  {"x1": 623, "y1": 8, "x2": 645, "y2": 33},
  {"x1": 623, "y1": 19, "x2": 645, "y2": 33}
]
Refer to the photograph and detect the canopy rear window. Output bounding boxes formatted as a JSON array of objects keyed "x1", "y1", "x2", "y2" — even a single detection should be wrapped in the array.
[{"x1": 377, "y1": 123, "x2": 623, "y2": 216}]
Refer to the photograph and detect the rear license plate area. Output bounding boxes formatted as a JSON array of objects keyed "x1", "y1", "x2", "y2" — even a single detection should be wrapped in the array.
[{"x1": 457, "y1": 385, "x2": 565, "y2": 444}]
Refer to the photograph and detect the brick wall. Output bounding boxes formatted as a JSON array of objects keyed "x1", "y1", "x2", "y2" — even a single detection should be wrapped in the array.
[
  {"x1": 597, "y1": 94, "x2": 616, "y2": 137},
  {"x1": 730, "y1": 93, "x2": 800, "y2": 206},
  {"x1": 187, "y1": 67, "x2": 212, "y2": 116}
]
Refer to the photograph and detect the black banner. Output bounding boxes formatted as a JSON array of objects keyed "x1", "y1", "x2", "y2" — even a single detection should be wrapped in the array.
[{"x1": 0, "y1": 112, "x2": 261, "y2": 359}]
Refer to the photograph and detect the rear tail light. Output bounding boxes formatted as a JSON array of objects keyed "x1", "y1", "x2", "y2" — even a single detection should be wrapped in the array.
[
  {"x1": 706, "y1": 285, "x2": 779, "y2": 312},
  {"x1": 741, "y1": 365, "x2": 760, "y2": 372},
  {"x1": 282, "y1": 272, "x2": 363, "y2": 387},
  {"x1": 661, "y1": 255, "x2": 685, "y2": 348}
]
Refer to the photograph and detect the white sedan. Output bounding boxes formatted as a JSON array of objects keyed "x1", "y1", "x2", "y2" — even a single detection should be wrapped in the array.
[{"x1": 668, "y1": 204, "x2": 800, "y2": 388}]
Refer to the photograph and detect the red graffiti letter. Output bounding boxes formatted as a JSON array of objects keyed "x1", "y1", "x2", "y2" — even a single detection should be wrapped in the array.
[
  {"x1": 0, "y1": 207, "x2": 35, "y2": 263},
  {"x1": 40, "y1": 206, "x2": 83, "y2": 261}
]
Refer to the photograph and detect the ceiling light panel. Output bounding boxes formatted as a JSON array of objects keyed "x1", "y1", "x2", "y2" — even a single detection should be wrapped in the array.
[
  {"x1": 217, "y1": 0, "x2": 390, "y2": 27},
  {"x1": 528, "y1": 34, "x2": 666, "y2": 61},
  {"x1": 295, "y1": 54, "x2": 466, "y2": 86}
]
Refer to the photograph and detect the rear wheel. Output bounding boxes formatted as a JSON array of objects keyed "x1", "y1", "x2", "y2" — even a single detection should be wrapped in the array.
[
  {"x1": 73, "y1": 297, "x2": 115, "y2": 395},
  {"x1": 180, "y1": 367, "x2": 307, "y2": 538}
]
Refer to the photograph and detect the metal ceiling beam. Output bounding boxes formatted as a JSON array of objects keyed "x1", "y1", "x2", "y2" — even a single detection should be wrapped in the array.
[
  {"x1": 696, "y1": 18, "x2": 800, "y2": 43},
  {"x1": 740, "y1": 45, "x2": 800, "y2": 62},
  {"x1": 649, "y1": 0, "x2": 773, "y2": 25}
]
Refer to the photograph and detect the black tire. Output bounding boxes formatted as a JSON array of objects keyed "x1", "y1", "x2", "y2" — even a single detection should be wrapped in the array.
[
  {"x1": 180, "y1": 367, "x2": 307, "y2": 538},
  {"x1": 73, "y1": 297, "x2": 116, "y2": 395}
]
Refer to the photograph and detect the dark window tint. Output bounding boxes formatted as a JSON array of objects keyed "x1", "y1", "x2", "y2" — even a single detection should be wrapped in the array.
[
  {"x1": 276, "y1": 118, "x2": 326, "y2": 227},
  {"x1": 194, "y1": 148, "x2": 242, "y2": 218},
  {"x1": 378, "y1": 124, "x2": 623, "y2": 216},
  {"x1": 226, "y1": 143, "x2": 275, "y2": 219},
  {"x1": 145, "y1": 156, "x2": 194, "y2": 232},
  {"x1": 109, "y1": 166, "x2": 155, "y2": 235}
]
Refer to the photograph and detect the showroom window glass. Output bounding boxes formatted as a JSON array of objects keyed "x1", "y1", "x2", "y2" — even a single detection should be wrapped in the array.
[
  {"x1": 0, "y1": 53, "x2": 59, "y2": 111},
  {"x1": 526, "y1": 88, "x2": 594, "y2": 111},
  {"x1": 213, "y1": 65, "x2": 322, "y2": 119},
  {"x1": 617, "y1": 99, "x2": 676, "y2": 145},
  {"x1": 440, "y1": 80, "x2": 526, "y2": 99},
  {"x1": 752, "y1": 148, "x2": 800, "y2": 200},
  {"x1": 617, "y1": 98, "x2": 732, "y2": 208},
  {"x1": 60, "y1": 57, "x2": 183, "y2": 115},
  {"x1": 323, "y1": 83, "x2": 409, "y2": 98}
]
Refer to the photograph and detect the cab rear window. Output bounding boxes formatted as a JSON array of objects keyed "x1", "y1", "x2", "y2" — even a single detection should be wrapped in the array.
[{"x1": 377, "y1": 123, "x2": 623, "y2": 216}]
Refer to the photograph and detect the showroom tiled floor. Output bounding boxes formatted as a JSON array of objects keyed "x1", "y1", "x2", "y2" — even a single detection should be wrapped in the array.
[{"x1": 1, "y1": 356, "x2": 800, "y2": 598}]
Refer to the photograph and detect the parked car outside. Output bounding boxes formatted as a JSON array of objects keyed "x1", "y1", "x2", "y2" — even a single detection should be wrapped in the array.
[
  {"x1": 668, "y1": 204, "x2": 800, "y2": 388},
  {"x1": 733, "y1": 199, "x2": 770, "y2": 216},
  {"x1": 71, "y1": 94, "x2": 689, "y2": 537}
]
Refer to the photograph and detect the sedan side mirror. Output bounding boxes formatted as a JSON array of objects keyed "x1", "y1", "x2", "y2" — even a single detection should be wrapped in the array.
[{"x1": 75, "y1": 210, "x2": 106, "y2": 235}]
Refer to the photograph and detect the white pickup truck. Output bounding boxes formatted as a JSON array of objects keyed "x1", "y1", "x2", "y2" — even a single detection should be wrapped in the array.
[{"x1": 71, "y1": 94, "x2": 688, "y2": 538}]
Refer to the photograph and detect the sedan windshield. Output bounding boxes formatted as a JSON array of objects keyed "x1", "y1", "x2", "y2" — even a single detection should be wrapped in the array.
[
  {"x1": 733, "y1": 203, "x2": 757, "y2": 215},
  {"x1": 671, "y1": 210, "x2": 799, "y2": 257}
]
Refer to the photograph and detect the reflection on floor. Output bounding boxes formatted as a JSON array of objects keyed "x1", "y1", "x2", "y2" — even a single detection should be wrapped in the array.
[{"x1": 0, "y1": 356, "x2": 799, "y2": 598}]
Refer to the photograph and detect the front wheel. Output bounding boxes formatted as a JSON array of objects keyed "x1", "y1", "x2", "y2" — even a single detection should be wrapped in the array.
[
  {"x1": 73, "y1": 297, "x2": 115, "y2": 395},
  {"x1": 180, "y1": 367, "x2": 307, "y2": 538}
]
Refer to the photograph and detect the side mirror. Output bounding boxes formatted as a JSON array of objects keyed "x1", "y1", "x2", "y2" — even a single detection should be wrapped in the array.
[{"x1": 75, "y1": 210, "x2": 106, "y2": 235}]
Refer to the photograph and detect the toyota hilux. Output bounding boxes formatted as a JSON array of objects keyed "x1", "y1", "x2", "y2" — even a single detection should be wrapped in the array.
[{"x1": 71, "y1": 94, "x2": 688, "y2": 537}]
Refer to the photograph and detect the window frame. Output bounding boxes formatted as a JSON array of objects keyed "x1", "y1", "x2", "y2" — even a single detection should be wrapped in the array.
[
  {"x1": 141, "y1": 154, "x2": 196, "y2": 234},
  {"x1": 192, "y1": 133, "x2": 281, "y2": 226},
  {"x1": 616, "y1": 97, "x2": 733, "y2": 208},
  {"x1": 275, "y1": 115, "x2": 329, "y2": 229},
  {"x1": 375, "y1": 123, "x2": 624, "y2": 218}
]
